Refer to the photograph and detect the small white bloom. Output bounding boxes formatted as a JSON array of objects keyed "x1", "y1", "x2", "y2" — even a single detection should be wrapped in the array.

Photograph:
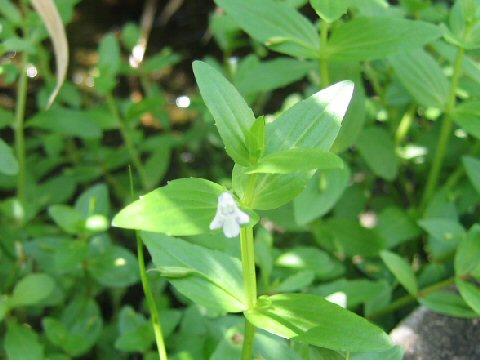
[{"x1": 210, "y1": 192, "x2": 250, "y2": 238}]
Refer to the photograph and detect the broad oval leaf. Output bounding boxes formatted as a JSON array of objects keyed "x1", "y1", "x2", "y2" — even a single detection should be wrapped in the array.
[
  {"x1": 142, "y1": 232, "x2": 247, "y2": 312},
  {"x1": 10, "y1": 273, "x2": 55, "y2": 307},
  {"x1": 31, "y1": 0, "x2": 68, "y2": 107},
  {"x1": 380, "y1": 250, "x2": 418, "y2": 296},
  {"x1": 247, "y1": 149, "x2": 343, "y2": 174},
  {"x1": 328, "y1": 17, "x2": 443, "y2": 61},
  {"x1": 245, "y1": 293, "x2": 392, "y2": 352},
  {"x1": 453, "y1": 101, "x2": 480, "y2": 139},
  {"x1": 215, "y1": 0, "x2": 320, "y2": 58},
  {"x1": 0, "y1": 138, "x2": 18, "y2": 175},
  {"x1": 5, "y1": 321, "x2": 44, "y2": 360},
  {"x1": 389, "y1": 48, "x2": 449, "y2": 109},
  {"x1": 112, "y1": 178, "x2": 225, "y2": 236},
  {"x1": 193, "y1": 61, "x2": 256, "y2": 165}
]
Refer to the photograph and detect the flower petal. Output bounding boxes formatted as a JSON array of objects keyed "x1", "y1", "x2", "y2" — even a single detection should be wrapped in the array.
[
  {"x1": 235, "y1": 209, "x2": 250, "y2": 225},
  {"x1": 209, "y1": 212, "x2": 224, "y2": 230},
  {"x1": 223, "y1": 217, "x2": 241, "y2": 238}
]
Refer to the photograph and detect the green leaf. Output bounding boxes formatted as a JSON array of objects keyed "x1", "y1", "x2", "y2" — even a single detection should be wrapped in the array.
[
  {"x1": 43, "y1": 297, "x2": 103, "y2": 356},
  {"x1": 456, "y1": 279, "x2": 480, "y2": 315},
  {"x1": 419, "y1": 217, "x2": 465, "y2": 258},
  {"x1": 331, "y1": 64, "x2": 366, "y2": 153},
  {"x1": 247, "y1": 148, "x2": 343, "y2": 174},
  {"x1": 389, "y1": 48, "x2": 449, "y2": 108},
  {"x1": 266, "y1": 81, "x2": 354, "y2": 154},
  {"x1": 234, "y1": 81, "x2": 353, "y2": 210},
  {"x1": 326, "y1": 218, "x2": 385, "y2": 257},
  {"x1": 357, "y1": 127, "x2": 398, "y2": 180},
  {"x1": 0, "y1": 138, "x2": 18, "y2": 175},
  {"x1": 98, "y1": 33, "x2": 121, "y2": 75},
  {"x1": 380, "y1": 250, "x2": 418, "y2": 296},
  {"x1": 87, "y1": 245, "x2": 139, "y2": 288},
  {"x1": 328, "y1": 17, "x2": 443, "y2": 61},
  {"x1": 48, "y1": 205, "x2": 84, "y2": 234},
  {"x1": 10, "y1": 273, "x2": 55, "y2": 307},
  {"x1": 5, "y1": 321, "x2": 44, "y2": 360},
  {"x1": 294, "y1": 166, "x2": 350, "y2": 225},
  {"x1": 215, "y1": 0, "x2": 320, "y2": 58},
  {"x1": 235, "y1": 57, "x2": 313, "y2": 96},
  {"x1": 112, "y1": 178, "x2": 225, "y2": 236},
  {"x1": 453, "y1": 101, "x2": 480, "y2": 139},
  {"x1": 142, "y1": 232, "x2": 247, "y2": 312},
  {"x1": 455, "y1": 225, "x2": 480, "y2": 276},
  {"x1": 420, "y1": 291, "x2": 478, "y2": 318},
  {"x1": 275, "y1": 247, "x2": 344, "y2": 279},
  {"x1": 75, "y1": 183, "x2": 110, "y2": 218},
  {"x1": 28, "y1": 107, "x2": 102, "y2": 139},
  {"x1": 0, "y1": 0, "x2": 22, "y2": 25},
  {"x1": 376, "y1": 207, "x2": 421, "y2": 248},
  {"x1": 245, "y1": 294, "x2": 392, "y2": 352},
  {"x1": 310, "y1": 0, "x2": 349, "y2": 23},
  {"x1": 193, "y1": 60, "x2": 256, "y2": 165},
  {"x1": 115, "y1": 306, "x2": 154, "y2": 352},
  {"x1": 351, "y1": 346, "x2": 404, "y2": 360},
  {"x1": 463, "y1": 156, "x2": 480, "y2": 195},
  {"x1": 54, "y1": 240, "x2": 89, "y2": 274},
  {"x1": 245, "y1": 116, "x2": 266, "y2": 162}
]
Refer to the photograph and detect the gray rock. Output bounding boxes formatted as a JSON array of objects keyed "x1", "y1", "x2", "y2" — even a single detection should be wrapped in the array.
[{"x1": 391, "y1": 306, "x2": 480, "y2": 359}]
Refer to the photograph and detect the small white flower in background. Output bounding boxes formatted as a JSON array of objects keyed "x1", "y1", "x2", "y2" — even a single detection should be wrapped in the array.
[{"x1": 210, "y1": 192, "x2": 250, "y2": 238}]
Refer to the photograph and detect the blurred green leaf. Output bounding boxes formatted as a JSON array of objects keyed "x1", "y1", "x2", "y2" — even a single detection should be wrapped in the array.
[
  {"x1": 115, "y1": 306, "x2": 154, "y2": 352},
  {"x1": 357, "y1": 127, "x2": 398, "y2": 180},
  {"x1": 28, "y1": 107, "x2": 102, "y2": 139},
  {"x1": 380, "y1": 250, "x2": 418, "y2": 296},
  {"x1": 10, "y1": 273, "x2": 55, "y2": 307},
  {"x1": 328, "y1": 17, "x2": 442, "y2": 61},
  {"x1": 5, "y1": 321, "x2": 44, "y2": 360},
  {"x1": 455, "y1": 225, "x2": 480, "y2": 276},
  {"x1": 456, "y1": 279, "x2": 480, "y2": 315},
  {"x1": 310, "y1": 0, "x2": 349, "y2": 23},
  {"x1": 87, "y1": 245, "x2": 139, "y2": 288},
  {"x1": 48, "y1": 204, "x2": 84, "y2": 234},
  {"x1": 294, "y1": 166, "x2": 350, "y2": 225},
  {"x1": 420, "y1": 291, "x2": 478, "y2": 318},
  {"x1": 463, "y1": 156, "x2": 480, "y2": 195},
  {"x1": 215, "y1": 0, "x2": 320, "y2": 58},
  {"x1": 389, "y1": 48, "x2": 449, "y2": 108},
  {"x1": 0, "y1": 138, "x2": 18, "y2": 175}
]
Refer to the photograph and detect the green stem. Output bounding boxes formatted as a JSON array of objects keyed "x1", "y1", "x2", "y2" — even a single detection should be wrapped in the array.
[
  {"x1": 395, "y1": 105, "x2": 416, "y2": 146},
  {"x1": 14, "y1": 37, "x2": 29, "y2": 224},
  {"x1": 240, "y1": 175, "x2": 259, "y2": 359},
  {"x1": 106, "y1": 93, "x2": 150, "y2": 191},
  {"x1": 319, "y1": 20, "x2": 330, "y2": 88},
  {"x1": 420, "y1": 46, "x2": 464, "y2": 212},
  {"x1": 367, "y1": 277, "x2": 456, "y2": 320},
  {"x1": 137, "y1": 234, "x2": 168, "y2": 360},
  {"x1": 242, "y1": 318, "x2": 256, "y2": 360}
]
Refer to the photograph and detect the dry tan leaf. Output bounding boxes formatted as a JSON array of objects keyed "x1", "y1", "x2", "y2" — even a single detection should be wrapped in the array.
[{"x1": 31, "y1": 0, "x2": 69, "y2": 108}]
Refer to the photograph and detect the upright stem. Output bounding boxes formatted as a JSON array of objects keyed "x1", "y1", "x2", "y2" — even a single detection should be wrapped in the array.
[
  {"x1": 420, "y1": 46, "x2": 464, "y2": 212},
  {"x1": 137, "y1": 234, "x2": 168, "y2": 360},
  {"x1": 106, "y1": 93, "x2": 150, "y2": 191},
  {"x1": 240, "y1": 176, "x2": 259, "y2": 359},
  {"x1": 15, "y1": 16, "x2": 30, "y2": 223},
  {"x1": 129, "y1": 168, "x2": 167, "y2": 359},
  {"x1": 319, "y1": 20, "x2": 330, "y2": 88}
]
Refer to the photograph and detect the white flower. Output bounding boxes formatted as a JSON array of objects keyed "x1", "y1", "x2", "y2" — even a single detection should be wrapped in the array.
[{"x1": 209, "y1": 192, "x2": 250, "y2": 238}]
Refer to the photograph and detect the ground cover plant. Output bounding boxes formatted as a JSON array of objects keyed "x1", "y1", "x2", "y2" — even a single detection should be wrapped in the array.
[{"x1": 1, "y1": 0, "x2": 480, "y2": 359}]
